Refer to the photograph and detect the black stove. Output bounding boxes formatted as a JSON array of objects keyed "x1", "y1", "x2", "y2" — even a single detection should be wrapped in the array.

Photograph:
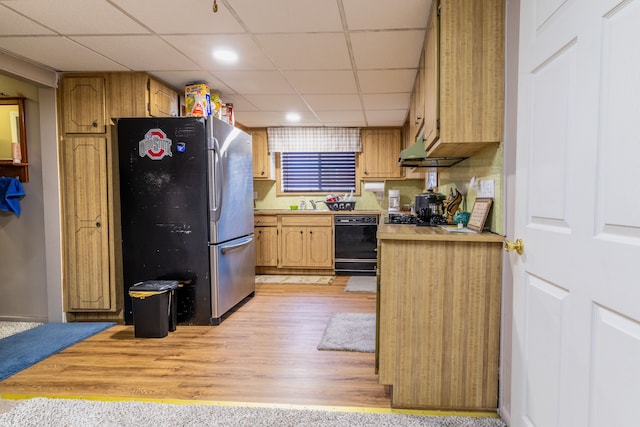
[{"x1": 386, "y1": 213, "x2": 448, "y2": 226}]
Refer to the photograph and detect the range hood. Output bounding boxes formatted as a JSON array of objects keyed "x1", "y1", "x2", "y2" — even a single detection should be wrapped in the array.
[{"x1": 398, "y1": 138, "x2": 465, "y2": 168}]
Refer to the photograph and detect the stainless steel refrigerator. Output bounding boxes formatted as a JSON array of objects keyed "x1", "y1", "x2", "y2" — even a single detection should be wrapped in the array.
[{"x1": 116, "y1": 116, "x2": 255, "y2": 325}]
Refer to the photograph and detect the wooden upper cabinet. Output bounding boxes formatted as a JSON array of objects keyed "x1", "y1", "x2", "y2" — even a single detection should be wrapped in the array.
[
  {"x1": 250, "y1": 128, "x2": 275, "y2": 180},
  {"x1": 410, "y1": 49, "x2": 426, "y2": 142},
  {"x1": 423, "y1": 3, "x2": 439, "y2": 148},
  {"x1": 359, "y1": 128, "x2": 403, "y2": 180},
  {"x1": 62, "y1": 77, "x2": 106, "y2": 134},
  {"x1": 424, "y1": 0, "x2": 504, "y2": 158},
  {"x1": 148, "y1": 78, "x2": 179, "y2": 117}
]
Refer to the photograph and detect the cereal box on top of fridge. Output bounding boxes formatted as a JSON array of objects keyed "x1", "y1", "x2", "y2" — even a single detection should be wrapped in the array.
[
  {"x1": 211, "y1": 93, "x2": 222, "y2": 119},
  {"x1": 185, "y1": 83, "x2": 210, "y2": 117},
  {"x1": 221, "y1": 103, "x2": 234, "y2": 125}
]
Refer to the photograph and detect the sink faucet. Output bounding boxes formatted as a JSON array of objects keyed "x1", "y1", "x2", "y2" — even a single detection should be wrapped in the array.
[{"x1": 310, "y1": 200, "x2": 316, "y2": 210}]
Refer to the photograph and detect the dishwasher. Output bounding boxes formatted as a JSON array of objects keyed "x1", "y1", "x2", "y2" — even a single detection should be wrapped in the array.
[{"x1": 334, "y1": 214, "x2": 378, "y2": 276}]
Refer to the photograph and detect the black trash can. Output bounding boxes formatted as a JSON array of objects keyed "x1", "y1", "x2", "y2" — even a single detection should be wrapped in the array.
[{"x1": 128, "y1": 280, "x2": 179, "y2": 338}]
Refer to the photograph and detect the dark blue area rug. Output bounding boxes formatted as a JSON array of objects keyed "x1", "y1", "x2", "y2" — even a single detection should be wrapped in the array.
[{"x1": 0, "y1": 322, "x2": 115, "y2": 381}]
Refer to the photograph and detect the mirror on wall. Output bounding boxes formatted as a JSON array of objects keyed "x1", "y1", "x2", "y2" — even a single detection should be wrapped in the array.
[{"x1": 0, "y1": 97, "x2": 28, "y2": 182}]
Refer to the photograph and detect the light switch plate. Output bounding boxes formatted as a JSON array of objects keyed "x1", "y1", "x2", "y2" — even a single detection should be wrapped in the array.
[{"x1": 478, "y1": 179, "x2": 495, "y2": 198}]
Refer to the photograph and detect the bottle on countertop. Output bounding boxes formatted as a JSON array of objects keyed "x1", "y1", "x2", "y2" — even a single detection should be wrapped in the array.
[{"x1": 299, "y1": 197, "x2": 306, "y2": 210}]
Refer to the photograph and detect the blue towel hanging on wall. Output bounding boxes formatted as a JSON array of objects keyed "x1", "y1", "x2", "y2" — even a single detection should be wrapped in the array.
[{"x1": 0, "y1": 177, "x2": 25, "y2": 216}]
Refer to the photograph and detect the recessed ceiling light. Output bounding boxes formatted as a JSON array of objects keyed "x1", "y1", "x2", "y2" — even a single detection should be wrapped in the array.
[
  {"x1": 213, "y1": 49, "x2": 238, "y2": 63},
  {"x1": 286, "y1": 112, "x2": 301, "y2": 122}
]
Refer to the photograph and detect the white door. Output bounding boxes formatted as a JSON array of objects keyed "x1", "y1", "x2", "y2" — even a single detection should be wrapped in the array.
[{"x1": 511, "y1": 1, "x2": 640, "y2": 426}]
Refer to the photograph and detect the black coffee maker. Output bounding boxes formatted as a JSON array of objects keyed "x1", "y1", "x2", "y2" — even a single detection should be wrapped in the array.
[{"x1": 414, "y1": 189, "x2": 447, "y2": 225}]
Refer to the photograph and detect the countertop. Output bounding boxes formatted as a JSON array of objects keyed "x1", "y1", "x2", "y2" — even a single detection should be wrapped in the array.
[
  {"x1": 377, "y1": 223, "x2": 505, "y2": 243},
  {"x1": 255, "y1": 209, "x2": 382, "y2": 215}
]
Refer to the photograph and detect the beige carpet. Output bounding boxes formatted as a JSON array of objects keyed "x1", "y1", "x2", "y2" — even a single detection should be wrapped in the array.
[
  {"x1": 255, "y1": 275, "x2": 334, "y2": 284},
  {"x1": 0, "y1": 397, "x2": 506, "y2": 427},
  {"x1": 0, "y1": 321, "x2": 42, "y2": 340}
]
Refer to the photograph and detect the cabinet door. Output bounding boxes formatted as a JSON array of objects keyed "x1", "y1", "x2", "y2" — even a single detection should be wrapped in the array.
[
  {"x1": 429, "y1": 0, "x2": 504, "y2": 157},
  {"x1": 251, "y1": 128, "x2": 275, "y2": 179},
  {"x1": 255, "y1": 226, "x2": 278, "y2": 267},
  {"x1": 148, "y1": 78, "x2": 178, "y2": 117},
  {"x1": 60, "y1": 137, "x2": 113, "y2": 311},
  {"x1": 62, "y1": 77, "x2": 106, "y2": 134},
  {"x1": 423, "y1": 1, "x2": 439, "y2": 150},
  {"x1": 280, "y1": 226, "x2": 306, "y2": 267},
  {"x1": 360, "y1": 128, "x2": 402, "y2": 179},
  {"x1": 412, "y1": 49, "x2": 426, "y2": 140},
  {"x1": 306, "y1": 226, "x2": 333, "y2": 268}
]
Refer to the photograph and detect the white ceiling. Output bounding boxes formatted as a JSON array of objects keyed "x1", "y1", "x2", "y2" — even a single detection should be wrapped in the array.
[{"x1": 0, "y1": 0, "x2": 430, "y2": 128}]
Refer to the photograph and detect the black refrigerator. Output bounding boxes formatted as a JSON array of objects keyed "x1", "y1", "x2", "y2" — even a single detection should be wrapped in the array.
[{"x1": 116, "y1": 116, "x2": 255, "y2": 325}]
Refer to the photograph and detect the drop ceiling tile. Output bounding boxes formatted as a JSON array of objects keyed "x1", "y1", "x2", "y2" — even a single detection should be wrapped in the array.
[
  {"x1": 363, "y1": 93, "x2": 412, "y2": 110},
  {"x1": 0, "y1": 5, "x2": 55, "y2": 35},
  {"x1": 70, "y1": 36, "x2": 200, "y2": 71},
  {"x1": 237, "y1": 111, "x2": 320, "y2": 127},
  {"x1": 322, "y1": 120, "x2": 367, "y2": 127},
  {"x1": 342, "y1": 0, "x2": 430, "y2": 30},
  {"x1": 304, "y1": 94, "x2": 362, "y2": 111},
  {"x1": 0, "y1": 36, "x2": 128, "y2": 71},
  {"x1": 242, "y1": 94, "x2": 310, "y2": 111},
  {"x1": 227, "y1": 0, "x2": 342, "y2": 33},
  {"x1": 358, "y1": 69, "x2": 417, "y2": 93},
  {"x1": 213, "y1": 71, "x2": 295, "y2": 94},
  {"x1": 147, "y1": 71, "x2": 233, "y2": 94},
  {"x1": 284, "y1": 70, "x2": 357, "y2": 94},
  {"x1": 4, "y1": 0, "x2": 149, "y2": 35},
  {"x1": 234, "y1": 111, "x2": 286, "y2": 127},
  {"x1": 257, "y1": 33, "x2": 351, "y2": 70},
  {"x1": 163, "y1": 34, "x2": 275, "y2": 71},
  {"x1": 218, "y1": 94, "x2": 258, "y2": 112},
  {"x1": 365, "y1": 109, "x2": 408, "y2": 125},
  {"x1": 351, "y1": 30, "x2": 425, "y2": 69},
  {"x1": 111, "y1": 0, "x2": 245, "y2": 34},
  {"x1": 315, "y1": 110, "x2": 365, "y2": 123}
]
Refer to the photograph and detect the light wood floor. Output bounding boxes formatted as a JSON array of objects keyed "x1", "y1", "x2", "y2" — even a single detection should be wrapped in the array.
[{"x1": 0, "y1": 276, "x2": 391, "y2": 408}]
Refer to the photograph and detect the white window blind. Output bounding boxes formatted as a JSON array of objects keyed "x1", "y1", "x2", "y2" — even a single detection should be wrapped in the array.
[
  {"x1": 281, "y1": 152, "x2": 356, "y2": 193},
  {"x1": 267, "y1": 127, "x2": 361, "y2": 152}
]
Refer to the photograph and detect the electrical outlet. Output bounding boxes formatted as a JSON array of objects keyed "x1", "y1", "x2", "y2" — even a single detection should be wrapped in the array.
[
  {"x1": 478, "y1": 179, "x2": 495, "y2": 198},
  {"x1": 253, "y1": 191, "x2": 258, "y2": 200}
]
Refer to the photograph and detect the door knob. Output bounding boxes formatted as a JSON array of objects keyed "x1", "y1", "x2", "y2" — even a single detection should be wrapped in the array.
[{"x1": 504, "y1": 238, "x2": 524, "y2": 255}]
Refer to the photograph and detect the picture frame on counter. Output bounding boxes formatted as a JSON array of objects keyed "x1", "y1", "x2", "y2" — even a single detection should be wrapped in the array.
[{"x1": 467, "y1": 198, "x2": 493, "y2": 232}]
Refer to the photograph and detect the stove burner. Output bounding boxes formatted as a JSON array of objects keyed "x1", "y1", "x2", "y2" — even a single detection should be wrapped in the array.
[
  {"x1": 387, "y1": 213, "x2": 448, "y2": 226},
  {"x1": 387, "y1": 213, "x2": 417, "y2": 224}
]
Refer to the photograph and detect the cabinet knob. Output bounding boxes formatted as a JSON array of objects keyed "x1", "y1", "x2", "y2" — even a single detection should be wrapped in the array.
[
  {"x1": 92, "y1": 120, "x2": 98, "y2": 128},
  {"x1": 504, "y1": 238, "x2": 524, "y2": 255},
  {"x1": 96, "y1": 222, "x2": 101, "y2": 228}
]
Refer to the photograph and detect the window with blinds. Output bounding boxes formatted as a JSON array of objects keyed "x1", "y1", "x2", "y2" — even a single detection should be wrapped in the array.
[{"x1": 281, "y1": 152, "x2": 356, "y2": 193}]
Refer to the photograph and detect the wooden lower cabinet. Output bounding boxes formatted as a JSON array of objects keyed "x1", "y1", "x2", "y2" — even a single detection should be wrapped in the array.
[
  {"x1": 279, "y1": 215, "x2": 333, "y2": 269},
  {"x1": 254, "y1": 213, "x2": 334, "y2": 274},
  {"x1": 377, "y1": 226, "x2": 503, "y2": 410},
  {"x1": 254, "y1": 215, "x2": 278, "y2": 267}
]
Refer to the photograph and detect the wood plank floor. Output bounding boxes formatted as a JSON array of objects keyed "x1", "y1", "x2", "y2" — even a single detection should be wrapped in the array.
[{"x1": 0, "y1": 276, "x2": 391, "y2": 408}]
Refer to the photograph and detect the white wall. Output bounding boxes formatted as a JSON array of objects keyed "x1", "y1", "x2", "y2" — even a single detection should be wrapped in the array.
[{"x1": 0, "y1": 62, "x2": 62, "y2": 322}]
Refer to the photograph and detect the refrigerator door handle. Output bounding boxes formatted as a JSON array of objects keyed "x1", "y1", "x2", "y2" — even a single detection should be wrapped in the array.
[
  {"x1": 219, "y1": 235, "x2": 254, "y2": 254},
  {"x1": 208, "y1": 136, "x2": 224, "y2": 222}
]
